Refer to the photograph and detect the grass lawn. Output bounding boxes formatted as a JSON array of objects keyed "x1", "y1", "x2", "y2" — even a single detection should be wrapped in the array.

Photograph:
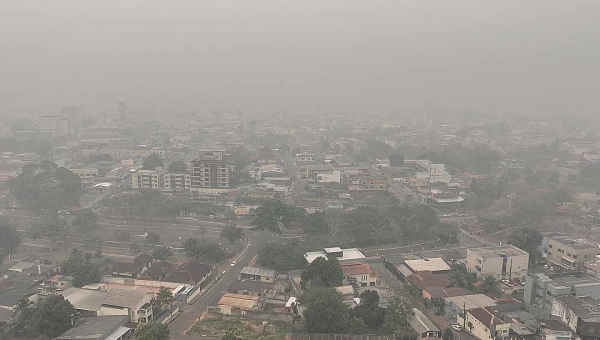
[{"x1": 188, "y1": 314, "x2": 289, "y2": 340}]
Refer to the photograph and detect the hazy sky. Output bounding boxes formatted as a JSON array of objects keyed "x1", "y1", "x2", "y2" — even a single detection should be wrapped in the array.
[{"x1": 1, "y1": 0, "x2": 599, "y2": 116}]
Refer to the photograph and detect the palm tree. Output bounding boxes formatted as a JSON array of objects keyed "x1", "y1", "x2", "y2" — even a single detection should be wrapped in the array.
[
  {"x1": 449, "y1": 269, "x2": 467, "y2": 289},
  {"x1": 220, "y1": 224, "x2": 245, "y2": 247},
  {"x1": 155, "y1": 287, "x2": 174, "y2": 307},
  {"x1": 481, "y1": 275, "x2": 499, "y2": 293}
]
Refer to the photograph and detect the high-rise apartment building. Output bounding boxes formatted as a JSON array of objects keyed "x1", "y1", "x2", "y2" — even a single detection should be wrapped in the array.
[{"x1": 190, "y1": 149, "x2": 232, "y2": 192}]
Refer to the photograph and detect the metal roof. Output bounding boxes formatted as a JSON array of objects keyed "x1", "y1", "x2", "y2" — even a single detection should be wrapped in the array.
[
  {"x1": 240, "y1": 266, "x2": 276, "y2": 278},
  {"x1": 408, "y1": 309, "x2": 440, "y2": 334},
  {"x1": 61, "y1": 288, "x2": 107, "y2": 312}
]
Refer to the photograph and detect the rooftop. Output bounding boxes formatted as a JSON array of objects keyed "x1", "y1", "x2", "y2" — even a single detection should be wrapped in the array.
[
  {"x1": 468, "y1": 245, "x2": 529, "y2": 258},
  {"x1": 102, "y1": 289, "x2": 148, "y2": 309},
  {"x1": 229, "y1": 280, "x2": 277, "y2": 294},
  {"x1": 240, "y1": 266, "x2": 276, "y2": 278},
  {"x1": 54, "y1": 316, "x2": 128, "y2": 340},
  {"x1": 61, "y1": 288, "x2": 107, "y2": 312},
  {"x1": 469, "y1": 307, "x2": 505, "y2": 328},
  {"x1": 341, "y1": 262, "x2": 374, "y2": 276},
  {"x1": 218, "y1": 293, "x2": 259, "y2": 310},
  {"x1": 408, "y1": 308, "x2": 440, "y2": 334},
  {"x1": 550, "y1": 237, "x2": 600, "y2": 250},
  {"x1": 304, "y1": 248, "x2": 366, "y2": 264},
  {"x1": 555, "y1": 295, "x2": 600, "y2": 322},
  {"x1": 445, "y1": 294, "x2": 498, "y2": 310},
  {"x1": 404, "y1": 258, "x2": 451, "y2": 273}
]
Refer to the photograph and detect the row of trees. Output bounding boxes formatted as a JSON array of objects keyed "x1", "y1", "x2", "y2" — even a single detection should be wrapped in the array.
[{"x1": 251, "y1": 201, "x2": 456, "y2": 247}]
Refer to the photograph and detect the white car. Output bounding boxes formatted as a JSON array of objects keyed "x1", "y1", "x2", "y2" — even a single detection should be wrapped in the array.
[
  {"x1": 451, "y1": 324, "x2": 462, "y2": 332},
  {"x1": 230, "y1": 261, "x2": 236, "y2": 267},
  {"x1": 501, "y1": 279, "x2": 511, "y2": 286}
]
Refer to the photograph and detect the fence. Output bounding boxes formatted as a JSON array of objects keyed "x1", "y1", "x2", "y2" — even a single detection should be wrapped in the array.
[
  {"x1": 158, "y1": 306, "x2": 180, "y2": 324},
  {"x1": 287, "y1": 334, "x2": 419, "y2": 340},
  {"x1": 186, "y1": 286, "x2": 203, "y2": 304}
]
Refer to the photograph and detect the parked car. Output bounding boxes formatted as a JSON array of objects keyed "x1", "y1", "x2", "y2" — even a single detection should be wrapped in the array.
[
  {"x1": 501, "y1": 279, "x2": 511, "y2": 286},
  {"x1": 230, "y1": 261, "x2": 236, "y2": 267},
  {"x1": 451, "y1": 324, "x2": 462, "y2": 332}
]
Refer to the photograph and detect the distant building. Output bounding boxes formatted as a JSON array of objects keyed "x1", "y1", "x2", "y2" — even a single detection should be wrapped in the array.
[
  {"x1": 459, "y1": 307, "x2": 510, "y2": 340},
  {"x1": 304, "y1": 247, "x2": 366, "y2": 264},
  {"x1": 466, "y1": 245, "x2": 529, "y2": 280},
  {"x1": 38, "y1": 115, "x2": 70, "y2": 137},
  {"x1": 54, "y1": 315, "x2": 132, "y2": 340},
  {"x1": 131, "y1": 170, "x2": 164, "y2": 190},
  {"x1": 341, "y1": 262, "x2": 378, "y2": 287},
  {"x1": 239, "y1": 267, "x2": 276, "y2": 283},
  {"x1": 408, "y1": 308, "x2": 441, "y2": 339},
  {"x1": 162, "y1": 172, "x2": 191, "y2": 192}
]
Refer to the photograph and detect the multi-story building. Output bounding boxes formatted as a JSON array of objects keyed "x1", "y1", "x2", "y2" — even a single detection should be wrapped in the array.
[
  {"x1": 131, "y1": 170, "x2": 164, "y2": 190},
  {"x1": 295, "y1": 153, "x2": 316, "y2": 162},
  {"x1": 458, "y1": 307, "x2": 510, "y2": 340},
  {"x1": 524, "y1": 273, "x2": 600, "y2": 319},
  {"x1": 466, "y1": 245, "x2": 529, "y2": 280},
  {"x1": 69, "y1": 168, "x2": 99, "y2": 181},
  {"x1": 546, "y1": 237, "x2": 600, "y2": 272},
  {"x1": 38, "y1": 115, "x2": 71, "y2": 137},
  {"x1": 348, "y1": 176, "x2": 389, "y2": 191},
  {"x1": 163, "y1": 173, "x2": 191, "y2": 192},
  {"x1": 190, "y1": 149, "x2": 232, "y2": 193}
]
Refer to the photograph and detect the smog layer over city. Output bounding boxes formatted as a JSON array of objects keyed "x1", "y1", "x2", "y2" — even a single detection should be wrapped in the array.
[{"x1": 0, "y1": 2, "x2": 600, "y2": 340}]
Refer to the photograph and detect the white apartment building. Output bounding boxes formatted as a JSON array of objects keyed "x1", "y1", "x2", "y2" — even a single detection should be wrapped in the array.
[{"x1": 131, "y1": 170, "x2": 164, "y2": 190}]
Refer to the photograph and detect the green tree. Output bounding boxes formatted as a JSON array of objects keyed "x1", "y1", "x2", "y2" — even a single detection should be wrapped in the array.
[
  {"x1": 220, "y1": 224, "x2": 246, "y2": 247},
  {"x1": 152, "y1": 246, "x2": 173, "y2": 260},
  {"x1": 508, "y1": 227, "x2": 543, "y2": 263},
  {"x1": 222, "y1": 329, "x2": 238, "y2": 340},
  {"x1": 155, "y1": 287, "x2": 174, "y2": 307},
  {"x1": 389, "y1": 153, "x2": 405, "y2": 167},
  {"x1": 168, "y1": 160, "x2": 187, "y2": 173},
  {"x1": 130, "y1": 242, "x2": 142, "y2": 254},
  {"x1": 145, "y1": 233, "x2": 161, "y2": 246},
  {"x1": 143, "y1": 153, "x2": 164, "y2": 170},
  {"x1": 114, "y1": 230, "x2": 131, "y2": 242},
  {"x1": 301, "y1": 212, "x2": 330, "y2": 235},
  {"x1": 251, "y1": 200, "x2": 306, "y2": 234},
  {"x1": 301, "y1": 257, "x2": 343, "y2": 288},
  {"x1": 352, "y1": 290, "x2": 386, "y2": 330},
  {"x1": 257, "y1": 239, "x2": 307, "y2": 271},
  {"x1": 481, "y1": 275, "x2": 499, "y2": 293},
  {"x1": 302, "y1": 286, "x2": 350, "y2": 333},
  {"x1": 343, "y1": 206, "x2": 389, "y2": 246},
  {"x1": 382, "y1": 293, "x2": 414, "y2": 334},
  {"x1": 448, "y1": 265, "x2": 475, "y2": 290},
  {"x1": 443, "y1": 327, "x2": 454, "y2": 340},
  {"x1": 348, "y1": 317, "x2": 367, "y2": 334},
  {"x1": 71, "y1": 210, "x2": 98, "y2": 235},
  {"x1": 135, "y1": 323, "x2": 170, "y2": 340},
  {"x1": 23, "y1": 295, "x2": 76, "y2": 338},
  {"x1": 0, "y1": 223, "x2": 21, "y2": 260},
  {"x1": 62, "y1": 248, "x2": 101, "y2": 287},
  {"x1": 182, "y1": 237, "x2": 227, "y2": 263}
]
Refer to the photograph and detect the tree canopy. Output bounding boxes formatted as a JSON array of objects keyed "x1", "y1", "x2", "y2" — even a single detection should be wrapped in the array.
[
  {"x1": 508, "y1": 227, "x2": 543, "y2": 262},
  {"x1": 182, "y1": 237, "x2": 227, "y2": 263},
  {"x1": 301, "y1": 286, "x2": 350, "y2": 333},
  {"x1": 168, "y1": 160, "x2": 187, "y2": 173},
  {"x1": 257, "y1": 239, "x2": 308, "y2": 271},
  {"x1": 301, "y1": 257, "x2": 343, "y2": 288},
  {"x1": 389, "y1": 153, "x2": 405, "y2": 167},
  {"x1": 0, "y1": 223, "x2": 21, "y2": 260},
  {"x1": 22, "y1": 295, "x2": 76, "y2": 338},
  {"x1": 62, "y1": 248, "x2": 101, "y2": 287},
  {"x1": 143, "y1": 153, "x2": 164, "y2": 170},
  {"x1": 250, "y1": 200, "x2": 306, "y2": 234},
  {"x1": 135, "y1": 323, "x2": 170, "y2": 340}
]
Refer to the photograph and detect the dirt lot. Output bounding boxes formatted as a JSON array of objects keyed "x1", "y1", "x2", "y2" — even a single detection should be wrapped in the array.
[{"x1": 188, "y1": 313, "x2": 289, "y2": 340}]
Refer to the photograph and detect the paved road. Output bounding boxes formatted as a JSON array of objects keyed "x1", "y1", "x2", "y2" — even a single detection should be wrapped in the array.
[{"x1": 168, "y1": 238, "x2": 263, "y2": 336}]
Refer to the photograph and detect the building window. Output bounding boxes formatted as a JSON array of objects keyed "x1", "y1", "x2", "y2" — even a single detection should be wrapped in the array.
[{"x1": 589, "y1": 328, "x2": 596, "y2": 333}]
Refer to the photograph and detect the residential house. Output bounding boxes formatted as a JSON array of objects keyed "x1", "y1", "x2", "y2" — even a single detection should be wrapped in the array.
[
  {"x1": 110, "y1": 254, "x2": 154, "y2": 278},
  {"x1": 466, "y1": 245, "x2": 529, "y2": 279},
  {"x1": 459, "y1": 307, "x2": 510, "y2": 340},
  {"x1": 408, "y1": 308, "x2": 441, "y2": 339},
  {"x1": 341, "y1": 262, "x2": 378, "y2": 287},
  {"x1": 217, "y1": 293, "x2": 260, "y2": 316},
  {"x1": 445, "y1": 294, "x2": 498, "y2": 323},
  {"x1": 163, "y1": 260, "x2": 213, "y2": 286},
  {"x1": 100, "y1": 289, "x2": 154, "y2": 323},
  {"x1": 239, "y1": 267, "x2": 276, "y2": 283}
]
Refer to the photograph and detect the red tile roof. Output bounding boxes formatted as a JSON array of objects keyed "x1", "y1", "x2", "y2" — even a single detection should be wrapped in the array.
[
  {"x1": 469, "y1": 307, "x2": 505, "y2": 328},
  {"x1": 341, "y1": 262, "x2": 374, "y2": 276}
]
